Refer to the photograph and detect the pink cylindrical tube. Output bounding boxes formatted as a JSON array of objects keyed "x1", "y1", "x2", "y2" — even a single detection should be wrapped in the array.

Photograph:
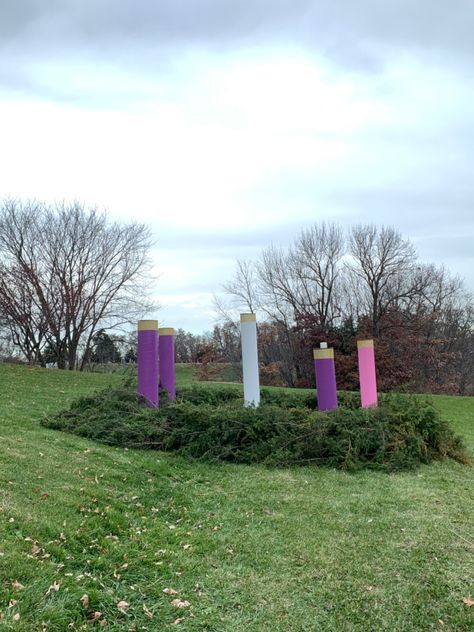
[
  {"x1": 137, "y1": 320, "x2": 159, "y2": 407},
  {"x1": 313, "y1": 347, "x2": 338, "y2": 411},
  {"x1": 158, "y1": 327, "x2": 176, "y2": 401},
  {"x1": 357, "y1": 339, "x2": 378, "y2": 408}
]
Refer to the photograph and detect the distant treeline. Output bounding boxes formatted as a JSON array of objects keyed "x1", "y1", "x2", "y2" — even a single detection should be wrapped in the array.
[{"x1": 206, "y1": 223, "x2": 473, "y2": 395}]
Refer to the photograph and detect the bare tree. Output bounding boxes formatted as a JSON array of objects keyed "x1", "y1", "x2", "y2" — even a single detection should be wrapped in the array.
[
  {"x1": 222, "y1": 224, "x2": 344, "y2": 329},
  {"x1": 0, "y1": 199, "x2": 155, "y2": 369},
  {"x1": 347, "y1": 224, "x2": 417, "y2": 335},
  {"x1": 219, "y1": 220, "x2": 473, "y2": 394},
  {"x1": 0, "y1": 263, "x2": 49, "y2": 364},
  {"x1": 290, "y1": 222, "x2": 345, "y2": 329},
  {"x1": 222, "y1": 259, "x2": 259, "y2": 313}
]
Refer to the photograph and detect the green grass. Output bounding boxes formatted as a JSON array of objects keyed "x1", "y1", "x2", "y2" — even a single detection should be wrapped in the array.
[
  {"x1": 0, "y1": 364, "x2": 473, "y2": 631},
  {"x1": 175, "y1": 363, "x2": 241, "y2": 386}
]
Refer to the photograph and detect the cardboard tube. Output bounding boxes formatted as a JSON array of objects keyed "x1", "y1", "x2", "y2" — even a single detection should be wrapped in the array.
[
  {"x1": 240, "y1": 313, "x2": 260, "y2": 407},
  {"x1": 159, "y1": 327, "x2": 176, "y2": 401},
  {"x1": 313, "y1": 347, "x2": 338, "y2": 411},
  {"x1": 357, "y1": 339, "x2": 378, "y2": 407},
  {"x1": 137, "y1": 320, "x2": 159, "y2": 407}
]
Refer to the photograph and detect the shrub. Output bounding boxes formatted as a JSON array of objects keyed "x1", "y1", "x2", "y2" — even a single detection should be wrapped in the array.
[
  {"x1": 177, "y1": 383, "x2": 360, "y2": 410},
  {"x1": 176, "y1": 385, "x2": 242, "y2": 405},
  {"x1": 41, "y1": 382, "x2": 470, "y2": 471}
]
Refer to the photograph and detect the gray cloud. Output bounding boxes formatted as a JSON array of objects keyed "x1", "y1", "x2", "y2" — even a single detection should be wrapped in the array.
[
  {"x1": 2, "y1": 1, "x2": 474, "y2": 66},
  {"x1": 1, "y1": 0, "x2": 473, "y2": 330},
  {"x1": 2, "y1": 0, "x2": 474, "y2": 105}
]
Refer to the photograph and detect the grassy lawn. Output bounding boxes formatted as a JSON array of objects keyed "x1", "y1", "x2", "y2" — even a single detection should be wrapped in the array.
[{"x1": 0, "y1": 364, "x2": 473, "y2": 631}]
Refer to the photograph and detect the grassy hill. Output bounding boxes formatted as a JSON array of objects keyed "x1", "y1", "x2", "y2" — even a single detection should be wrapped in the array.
[{"x1": 0, "y1": 363, "x2": 473, "y2": 631}]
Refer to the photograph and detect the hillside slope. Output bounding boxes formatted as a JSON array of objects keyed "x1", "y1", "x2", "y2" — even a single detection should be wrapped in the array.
[{"x1": 0, "y1": 364, "x2": 473, "y2": 631}]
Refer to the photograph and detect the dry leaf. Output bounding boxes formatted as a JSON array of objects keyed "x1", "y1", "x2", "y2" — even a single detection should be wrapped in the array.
[
  {"x1": 463, "y1": 597, "x2": 474, "y2": 607},
  {"x1": 143, "y1": 604, "x2": 153, "y2": 619},
  {"x1": 117, "y1": 600, "x2": 129, "y2": 611},
  {"x1": 46, "y1": 581, "x2": 60, "y2": 596},
  {"x1": 8, "y1": 600, "x2": 17, "y2": 608},
  {"x1": 173, "y1": 617, "x2": 185, "y2": 625},
  {"x1": 31, "y1": 543, "x2": 41, "y2": 556},
  {"x1": 80, "y1": 594, "x2": 89, "y2": 609},
  {"x1": 170, "y1": 599, "x2": 190, "y2": 609},
  {"x1": 89, "y1": 612, "x2": 102, "y2": 621},
  {"x1": 13, "y1": 613, "x2": 20, "y2": 622},
  {"x1": 11, "y1": 581, "x2": 24, "y2": 590},
  {"x1": 163, "y1": 588, "x2": 178, "y2": 596},
  {"x1": 183, "y1": 544, "x2": 192, "y2": 550}
]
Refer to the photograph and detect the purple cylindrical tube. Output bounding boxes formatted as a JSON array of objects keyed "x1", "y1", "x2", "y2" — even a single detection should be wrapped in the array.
[
  {"x1": 313, "y1": 347, "x2": 338, "y2": 411},
  {"x1": 137, "y1": 320, "x2": 159, "y2": 407},
  {"x1": 158, "y1": 327, "x2": 176, "y2": 401}
]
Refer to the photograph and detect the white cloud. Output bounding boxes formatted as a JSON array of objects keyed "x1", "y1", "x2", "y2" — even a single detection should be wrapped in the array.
[{"x1": 0, "y1": 34, "x2": 473, "y2": 331}]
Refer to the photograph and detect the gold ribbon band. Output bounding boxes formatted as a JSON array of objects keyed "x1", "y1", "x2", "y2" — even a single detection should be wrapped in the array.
[
  {"x1": 138, "y1": 320, "x2": 158, "y2": 331},
  {"x1": 313, "y1": 348, "x2": 334, "y2": 360},
  {"x1": 240, "y1": 313, "x2": 257, "y2": 323}
]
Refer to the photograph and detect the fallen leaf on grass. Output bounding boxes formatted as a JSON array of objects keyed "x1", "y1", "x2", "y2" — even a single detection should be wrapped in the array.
[
  {"x1": 8, "y1": 600, "x2": 17, "y2": 608},
  {"x1": 89, "y1": 612, "x2": 102, "y2": 621},
  {"x1": 117, "y1": 600, "x2": 129, "y2": 612},
  {"x1": 46, "y1": 581, "x2": 60, "y2": 596},
  {"x1": 31, "y1": 543, "x2": 42, "y2": 556},
  {"x1": 170, "y1": 599, "x2": 190, "y2": 609},
  {"x1": 143, "y1": 604, "x2": 153, "y2": 619},
  {"x1": 173, "y1": 618, "x2": 185, "y2": 625},
  {"x1": 80, "y1": 594, "x2": 89, "y2": 608},
  {"x1": 463, "y1": 597, "x2": 474, "y2": 607},
  {"x1": 11, "y1": 581, "x2": 24, "y2": 590},
  {"x1": 13, "y1": 613, "x2": 20, "y2": 622},
  {"x1": 163, "y1": 588, "x2": 178, "y2": 595}
]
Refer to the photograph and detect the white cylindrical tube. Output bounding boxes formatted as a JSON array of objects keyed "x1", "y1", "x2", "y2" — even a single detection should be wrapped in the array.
[{"x1": 240, "y1": 313, "x2": 260, "y2": 407}]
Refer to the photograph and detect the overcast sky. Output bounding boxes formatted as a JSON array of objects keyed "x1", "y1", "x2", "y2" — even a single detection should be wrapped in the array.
[{"x1": 1, "y1": 0, "x2": 473, "y2": 332}]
